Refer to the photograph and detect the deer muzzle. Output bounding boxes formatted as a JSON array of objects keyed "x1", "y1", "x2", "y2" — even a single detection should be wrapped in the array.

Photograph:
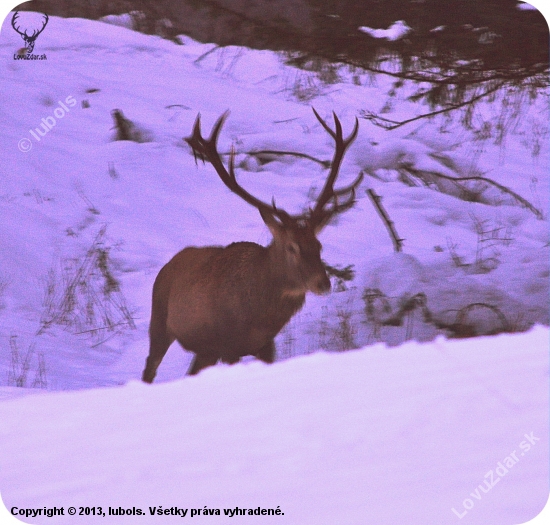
[{"x1": 310, "y1": 273, "x2": 331, "y2": 295}]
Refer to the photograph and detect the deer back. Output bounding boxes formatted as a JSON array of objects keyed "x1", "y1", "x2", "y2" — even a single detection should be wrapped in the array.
[{"x1": 158, "y1": 240, "x2": 306, "y2": 356}]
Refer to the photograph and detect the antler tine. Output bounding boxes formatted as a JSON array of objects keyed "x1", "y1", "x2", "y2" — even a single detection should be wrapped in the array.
[
  {"x1": 312, "y1": 107, "x2": 358, "y2": 146},
  {"x1": 332, "y1": 172, "x2": 364, "y2": 198},
  {"x1": 322, "y1": 173, "x2": 363, "y2": 213},
  {"x1": 185, "y1": 112, "x2": 288, "y2": 221},
  {"x1": 309, "y1": 108, "x2": 360, "y2": 227},
  {"x1": 208, "y1": 110, "x2": 229, "y2": 144},
  {"x1": 312, "y1": 107, "x2": 336, "y2": 139},
  {"x1": 312, "y1": 183, "x2": 361, "y2": 228},
  {"x1": 185, "y1": 113, "x2": 204, "y2": 165}
]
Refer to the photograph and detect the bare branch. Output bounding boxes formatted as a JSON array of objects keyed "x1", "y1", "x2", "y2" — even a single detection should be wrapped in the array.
[
  {"x1": 404, "y1": 167, "x2": 543, "y2": 219},
  {"x1": 362, "y1": 81, "x2": 506, "y2": 130},
  {"x1": 238, "y1": 149, "x2": 330, "y2": 168},
  {"x1": 367, "y1": 189, "x2": 403, "y2": 252}
]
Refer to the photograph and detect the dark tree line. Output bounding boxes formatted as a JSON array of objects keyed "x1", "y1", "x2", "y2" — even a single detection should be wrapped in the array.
[
  {"x1": 17, "y1": 0, "x2": 549, "y2": 130},
  {"x1": 295, "y1": 0, "x2": 548, "y2": 129}
]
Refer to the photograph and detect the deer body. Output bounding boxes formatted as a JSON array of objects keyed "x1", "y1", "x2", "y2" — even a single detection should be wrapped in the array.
[
  {"x1": 145, "y1": 241, "x2": 308, "y2": 381},
  {"x1": 164, "y1": 244, "x2": 306, "y2": 354},
  {"x1": 142, "y1": 110, "x2": 360, "y2": 382}
]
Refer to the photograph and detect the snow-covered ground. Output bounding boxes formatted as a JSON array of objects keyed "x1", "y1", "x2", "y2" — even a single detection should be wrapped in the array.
[
  {"x1": 0, "y1": 328, "x2": 548, "y2": 525},
  {"x1": 0, "y1": 8, "x2": 548, "y2": 525}
]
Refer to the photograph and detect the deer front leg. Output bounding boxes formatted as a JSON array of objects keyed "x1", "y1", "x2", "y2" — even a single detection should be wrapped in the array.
[{"x1": 256, "y1": 340, "x2": 276, "y2": 364}]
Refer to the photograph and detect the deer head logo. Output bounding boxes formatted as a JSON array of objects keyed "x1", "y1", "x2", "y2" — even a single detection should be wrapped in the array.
[{"x1": 11, "y1": 11, "x2": 49, "y2": 54}]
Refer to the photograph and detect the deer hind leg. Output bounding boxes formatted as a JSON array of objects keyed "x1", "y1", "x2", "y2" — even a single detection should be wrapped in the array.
[
  {"x1": 142, "y1": 322, "x2": 175, "y2": 384},
  {"x1": 187, "y1": 352, "x2": 219, "y2": 375},
  {"x1": 256, "y1": 340, "x2": 276, "y2": 364}
]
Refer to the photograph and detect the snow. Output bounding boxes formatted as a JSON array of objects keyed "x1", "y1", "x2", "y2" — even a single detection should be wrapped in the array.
[
  {"x1": 0, "y1": 9, "x2": 548, "y2": 525},
  {"x1": 0, "y1": 327, "x2": 548, "y2": 524},
  {"x1": 358, "y1": 20, "x2": 411, "y2": 41}
]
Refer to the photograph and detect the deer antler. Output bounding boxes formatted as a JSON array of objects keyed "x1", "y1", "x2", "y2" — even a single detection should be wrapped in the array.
[
  {"x1": 185, "y1": 112, "x2": 290, "y2": 222},
  {"x1": 308, "y1": 108, "x2": 362, "y2": 229},
  {"x1": 185, "y1": 110, "x2": 361, "y2": 229}
]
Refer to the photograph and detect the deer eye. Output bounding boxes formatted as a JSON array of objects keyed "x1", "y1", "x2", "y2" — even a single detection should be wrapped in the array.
[{"x1": 287, "y1": 242, "x2": 300, "y2": 255}]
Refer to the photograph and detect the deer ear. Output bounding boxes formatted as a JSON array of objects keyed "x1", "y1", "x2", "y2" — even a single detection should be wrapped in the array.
[{"x1": 259, "y1": 208, "x2": 284, "y2": 237}]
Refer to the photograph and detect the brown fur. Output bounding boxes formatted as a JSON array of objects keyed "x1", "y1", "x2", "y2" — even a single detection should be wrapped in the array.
[{"x1": 142, "y1": 220, "x2": 329, "y2": 381}]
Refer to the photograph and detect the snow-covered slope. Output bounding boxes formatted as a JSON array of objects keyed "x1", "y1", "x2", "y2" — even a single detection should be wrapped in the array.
[
  {"x1": 0, "y1": 14, "x2": 547, "y2": 388},
  {"x1": 0, "y1": 328, "x2": 548, "y2": 525}
]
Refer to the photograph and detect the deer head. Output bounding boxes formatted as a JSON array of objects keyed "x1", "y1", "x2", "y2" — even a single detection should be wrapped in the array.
[
  {"x1": 184, "y1": 109, "x2": 362, "y2": 294},
  {"x1": 185, "y1": 109, "x2": 361, "y2": 294}
]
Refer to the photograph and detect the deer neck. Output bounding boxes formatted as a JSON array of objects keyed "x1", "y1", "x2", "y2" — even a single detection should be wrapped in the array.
[{"x1": 265, "y1": 242, "x2": 307, "y2": 302}]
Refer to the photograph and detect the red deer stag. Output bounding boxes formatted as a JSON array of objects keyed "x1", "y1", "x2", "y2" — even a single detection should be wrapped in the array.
[{"x1": 142, "y1": 109, "x2": 361, "y2": 382}]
